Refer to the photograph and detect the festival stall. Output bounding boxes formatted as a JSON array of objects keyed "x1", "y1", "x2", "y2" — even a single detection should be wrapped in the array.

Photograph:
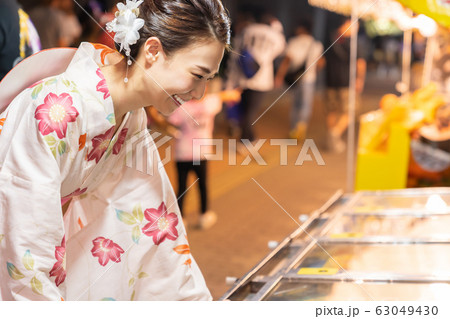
[
  {"x1": 354, "y1": 1, "x2": 450, "y2": 190},
  {"x1": 221, "y1": 188, "x2": 450, "y2": 300},
  {"x1": 309, "y1": 0, "x2": 449, "y2": 190}
]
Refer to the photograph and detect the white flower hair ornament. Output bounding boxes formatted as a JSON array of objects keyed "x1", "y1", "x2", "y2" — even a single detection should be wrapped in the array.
[{"x1": 106, "y1": 0, "x2": 144, "y2": 82}]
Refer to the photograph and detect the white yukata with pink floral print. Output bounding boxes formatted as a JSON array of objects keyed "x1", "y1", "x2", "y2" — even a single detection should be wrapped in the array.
[{"x1": 0, "y1": 42, "x2": 211, "y2": 300}]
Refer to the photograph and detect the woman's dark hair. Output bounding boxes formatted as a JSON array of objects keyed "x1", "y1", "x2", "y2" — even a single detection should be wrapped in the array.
[{"x1": 127, "y1": 0, "x2": 231, "y2": 59}]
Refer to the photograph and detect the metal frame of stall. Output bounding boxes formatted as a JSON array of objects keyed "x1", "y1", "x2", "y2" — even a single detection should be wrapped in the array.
[{"x1": 220, "y1": 188, "x2": 450, "y2": 301}]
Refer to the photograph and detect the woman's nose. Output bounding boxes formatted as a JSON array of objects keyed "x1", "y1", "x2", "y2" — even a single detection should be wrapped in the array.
[{"x1": 191, "y1": 81, "x2": 207, "y2": 100}]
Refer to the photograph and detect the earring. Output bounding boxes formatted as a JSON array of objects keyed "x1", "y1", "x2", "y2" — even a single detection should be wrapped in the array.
[
  {"x1": 124, "y1": 52, "x2": 132, "y2": 83},
  {"x1": 152, "y1": 52, "x2": 159, "y2": 63}
]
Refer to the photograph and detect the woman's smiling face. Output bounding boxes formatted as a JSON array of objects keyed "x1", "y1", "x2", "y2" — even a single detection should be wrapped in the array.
[{"x1": 144, "y1": 39, "x2": 225, "y2": 115}]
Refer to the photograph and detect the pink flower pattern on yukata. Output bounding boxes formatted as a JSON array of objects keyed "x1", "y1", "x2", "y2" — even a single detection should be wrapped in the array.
[
  {"x1": 61, "y1": 187, "x2": 87, "y2": 206},
  {"x1": 96, "y1": 68, "x2": 110, "y2": 100},
  {"x1": 112, "y1": 128, "x2": 128, "y2": 155},
  {"x1": 142, "y1": 202, "x2": 179, "y2": 245},
  {"x1": 87, "y1": 126, "x2": 115, "y2": 163},
  {"x1": 91, "y1": 237, "x2": 125, "y2": 266},
  {"x1": 49, "y1": 236, "x2": 66, "y2": 287},
  {"x1": 63, "y1": 187, "x2": 87, "y2": 199},
  {"x1": 35, "y1": 93, "x2": 79, "y2": 139}
]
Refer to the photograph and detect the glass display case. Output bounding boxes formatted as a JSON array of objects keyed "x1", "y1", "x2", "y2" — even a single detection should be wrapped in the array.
[{"x1": 220, "y1": 188, "x2": 450, "y2": 301}]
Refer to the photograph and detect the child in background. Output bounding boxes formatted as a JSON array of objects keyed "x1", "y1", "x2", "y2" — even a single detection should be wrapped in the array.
[{"x1": 169, "y1": 78, "x2": 240, "y2": 229}]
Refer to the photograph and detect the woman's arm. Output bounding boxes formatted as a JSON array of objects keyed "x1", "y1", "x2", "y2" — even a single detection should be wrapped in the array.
[{"x1": 0, "y1": 89, "x2": 74, "y2": 300}]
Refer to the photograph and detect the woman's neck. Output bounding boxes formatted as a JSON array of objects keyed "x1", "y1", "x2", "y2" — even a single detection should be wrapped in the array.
[{"x1": 101, "y1": 61, "x2": 146, "y2": 127}]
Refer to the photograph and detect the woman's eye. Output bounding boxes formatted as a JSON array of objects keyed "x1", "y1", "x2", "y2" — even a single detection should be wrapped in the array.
[{"x1": 194, "y1": 74, "x2": 204, "y2": 80}]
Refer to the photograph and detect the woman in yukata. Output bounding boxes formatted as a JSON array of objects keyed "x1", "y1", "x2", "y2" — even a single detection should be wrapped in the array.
[{"x1": 0, "y1": 0, "x2": 230, "y2": 300}]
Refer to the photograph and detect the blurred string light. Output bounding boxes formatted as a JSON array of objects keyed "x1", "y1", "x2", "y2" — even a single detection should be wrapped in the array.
[
  {"x1": 365, "y1": 19, "x2": 402, "y2": 37},
  {"x1": 308, "y1": 0, "x2": 438, "y2": 37},
  {"x1": 414, "y1": 14, "x2": 438, "y2": 37}
]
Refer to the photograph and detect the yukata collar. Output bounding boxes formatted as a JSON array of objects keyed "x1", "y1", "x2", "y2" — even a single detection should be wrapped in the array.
[{"x1": 64, "y1": 43, "x2": 121, "y2": 131}]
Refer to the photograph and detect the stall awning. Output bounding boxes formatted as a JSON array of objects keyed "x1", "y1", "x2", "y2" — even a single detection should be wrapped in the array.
[
  {"x1": 308, "y1": 0, "x2": 410, "y2": 21},
  {"x1": 396, "y1": 0, "x2": 450, "y2": 28},
  {"x1": 309, "y1": 0, "x2": 441, "y2": 36}
]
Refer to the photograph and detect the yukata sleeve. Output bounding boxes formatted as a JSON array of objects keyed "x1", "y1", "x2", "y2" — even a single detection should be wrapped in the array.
[{"x1": 0, "y1": 89, "x2": 78, "y2": 300}]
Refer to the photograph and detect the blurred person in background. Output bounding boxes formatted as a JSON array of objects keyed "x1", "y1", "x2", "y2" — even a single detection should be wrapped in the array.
[
  {"x1": 56, "y1": 0, "x2": 82, "y2": 47},
  {"x1": 0, "y1": 0, "x2": 40, "y2": 80},
  {"x1": 70, "y1": 0, "x2": 99, "y2": 44},
  {"x1": 28, "y1": 0, "x2": 65, "y2": 49},
  {"x1": 275, "y1": 20, "x2": 325, "y2": 141},
  {"x1": 226, "y1": 8, "x2": 285, "y2": 144},
  {"x1": 222, "y1": 10, "x2": 253, "y2": 139},
  {"x1": 325, "y1": 18, "x2": 366, "y2": 153},
  {"x1": 168, "y1": 78, "x2": 240, "y2": 230}
]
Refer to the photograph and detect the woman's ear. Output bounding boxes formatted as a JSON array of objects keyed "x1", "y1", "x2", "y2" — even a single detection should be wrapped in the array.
[{"x1": 143, "y1": 37, "x2": 164, "y2": 65}]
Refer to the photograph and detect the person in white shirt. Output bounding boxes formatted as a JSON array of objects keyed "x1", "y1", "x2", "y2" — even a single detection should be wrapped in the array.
[
  {"x1": 275, "y1": 21, "x2": 324, "y2": 140},
  {"x1": 226, "y1": 14, "x2": 286, "y2": 142}
]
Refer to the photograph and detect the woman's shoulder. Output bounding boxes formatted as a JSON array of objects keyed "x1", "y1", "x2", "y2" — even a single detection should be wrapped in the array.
[
  {"x1": 26, "y1": 75, "x2": 85, "y2": 152},
  {"x1": 27, "y1": 74, "x2": 87, "y2": 121},
  {"x1": 0, "y1": 74, "x2": 86, "y2": 167}
]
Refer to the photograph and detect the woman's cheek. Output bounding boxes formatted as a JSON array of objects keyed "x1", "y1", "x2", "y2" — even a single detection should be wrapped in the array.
[{"x1": 173, "y1": 76, "x2": 196, "y2": 94}]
